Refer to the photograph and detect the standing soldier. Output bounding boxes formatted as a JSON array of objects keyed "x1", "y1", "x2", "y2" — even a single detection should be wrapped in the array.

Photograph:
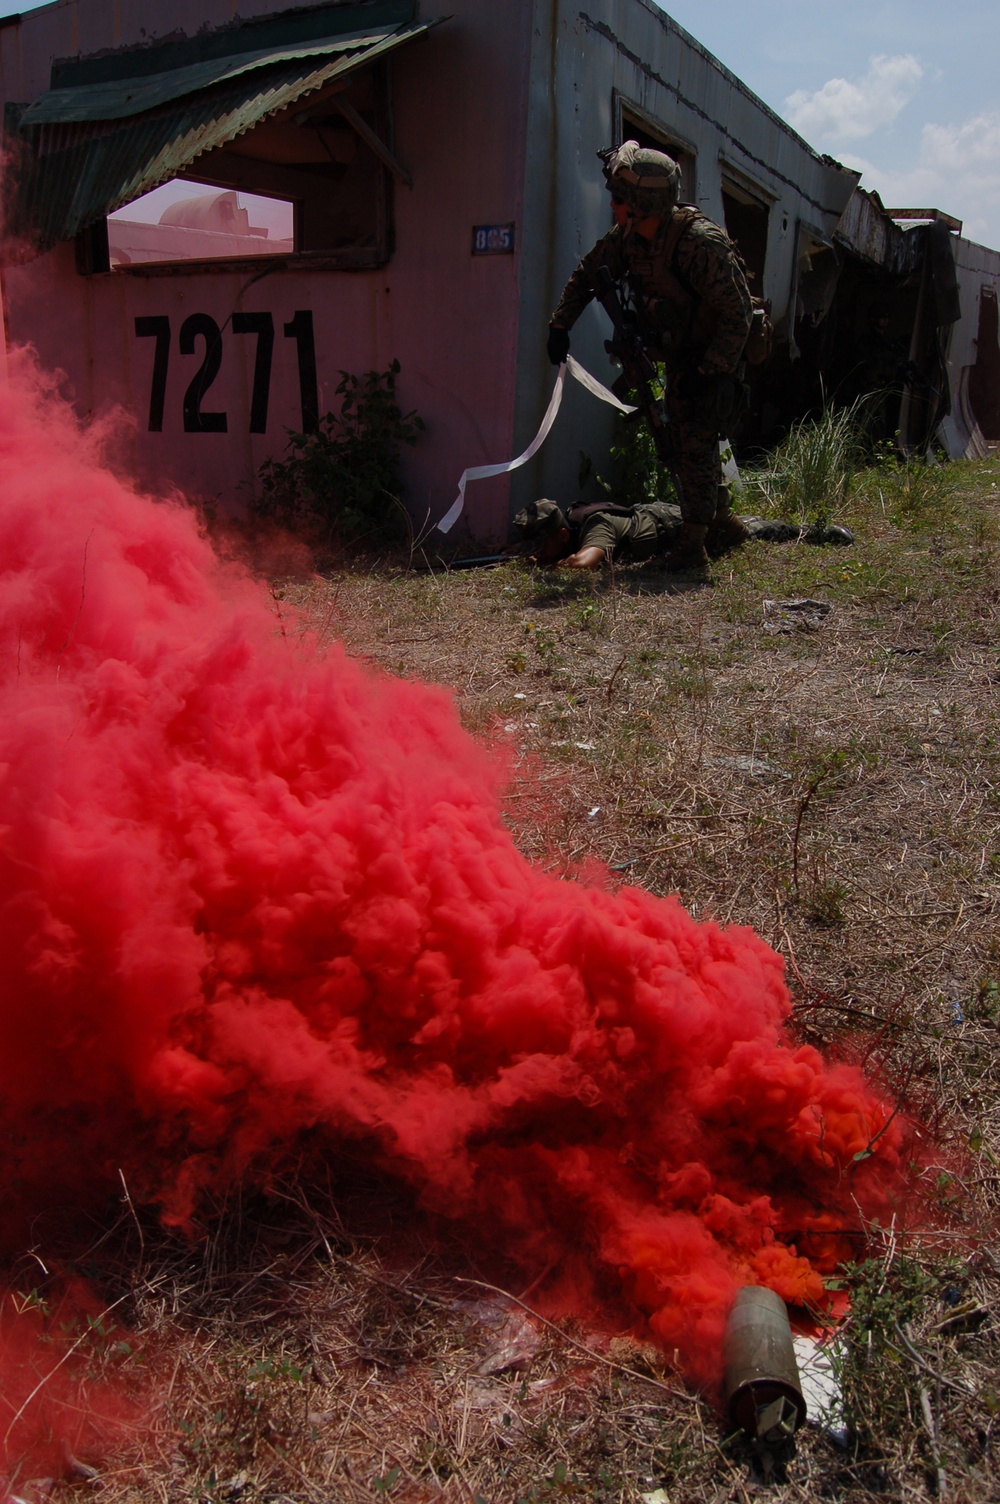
[{"x1": 547, "y1": 142, "x2": 754, "y2": 572}]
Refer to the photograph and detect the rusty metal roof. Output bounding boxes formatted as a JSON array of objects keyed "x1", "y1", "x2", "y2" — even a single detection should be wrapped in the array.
[{"x1": 4, "y1": 12, "x2": 440, "y2": 255}]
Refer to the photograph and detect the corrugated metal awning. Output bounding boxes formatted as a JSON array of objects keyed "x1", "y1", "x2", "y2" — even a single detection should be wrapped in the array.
[
  {"x1": 21, "y1": 28, "x2": 424, "y2": 126},
  {"x1": 4, "y1": 14, "x2": 441, "y2": 254}
]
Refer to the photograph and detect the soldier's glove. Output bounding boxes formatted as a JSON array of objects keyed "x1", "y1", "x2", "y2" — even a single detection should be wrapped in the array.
[{"x1": 547, "y1": 325, "x2": 570, "y2": 366}]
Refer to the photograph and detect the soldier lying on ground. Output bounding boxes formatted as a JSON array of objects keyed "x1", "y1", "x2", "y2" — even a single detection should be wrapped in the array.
[{"x1": 512, "y1": 498, "x2": 853, "y2": 570}]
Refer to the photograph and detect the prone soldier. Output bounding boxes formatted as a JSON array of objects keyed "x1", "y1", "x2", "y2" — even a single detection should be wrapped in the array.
[
  {"x1": 512, "y1": 497, "x2": 854, "y2": 570},
  {"x1": 547, "y1": 142, "x2": 754, "y2": 572},
  {"x1": 513, "y1": 497, "x2": 683, "y2": 569}
]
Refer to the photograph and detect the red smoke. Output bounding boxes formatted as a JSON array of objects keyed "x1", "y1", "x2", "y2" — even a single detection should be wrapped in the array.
[
  {"x1": 0, "y1": 358, "x2": 906, "y2": 1410},
  {"x1": 0, "y1": 1278, "x2": 141, "y2": 1483}
]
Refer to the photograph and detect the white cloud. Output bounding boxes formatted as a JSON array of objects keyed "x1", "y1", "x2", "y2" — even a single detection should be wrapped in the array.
[
  {"x1": 921, "y1": 112, "x2": 1000, "y2": 174},
  {"x1": 839, "y1": 111, "x2": 1000, "y2": 248},
  {"x1": 785, "y1": 54, "x2": 923, "y2": 141}
]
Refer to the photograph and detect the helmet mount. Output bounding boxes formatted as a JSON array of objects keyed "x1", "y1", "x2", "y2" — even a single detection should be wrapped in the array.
[{"x1": 598, "y1": 140, "x2": 680, "y2": 216}]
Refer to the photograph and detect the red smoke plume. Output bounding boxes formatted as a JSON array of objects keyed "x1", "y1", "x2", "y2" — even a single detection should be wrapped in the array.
[{"x1": 0, "y1": 360, "x2": 905, "y2": 1410}]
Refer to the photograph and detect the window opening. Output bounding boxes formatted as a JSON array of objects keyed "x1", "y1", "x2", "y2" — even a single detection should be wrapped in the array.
[
  {"x1": 721, "y1": 179, "x2": 769, "y2": 296},
  {"x1": 617, "y1": 98, "x2": 695, "y2": 204},
  {"x1": 95, "y1": 63, "x2": 394, "y2": 272},
  {"x1": 108, "y1": 183, "x2": 294, "y2": 267}
]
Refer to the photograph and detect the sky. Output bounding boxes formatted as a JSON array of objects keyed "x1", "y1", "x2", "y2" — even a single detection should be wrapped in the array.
[
  {"x1": 656, "y1": 0, "x2": 1000, "y2": 251},
  {"x1": 1, "y1": 1, "x2": 997, "y2": 250}
]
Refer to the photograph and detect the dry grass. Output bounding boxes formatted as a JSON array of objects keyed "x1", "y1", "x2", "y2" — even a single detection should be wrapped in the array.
[{"x1": 14, "y1": 456, "x2": 1000, "y2": 1503}]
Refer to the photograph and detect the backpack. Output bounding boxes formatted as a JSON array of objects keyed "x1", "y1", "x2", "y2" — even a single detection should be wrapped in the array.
[
  {"x1": 744, "y1": 299, "x2": 774, "y2": 366},
  {"x1": 661, "y1": 208, "x2": 773, "y2": 367}
]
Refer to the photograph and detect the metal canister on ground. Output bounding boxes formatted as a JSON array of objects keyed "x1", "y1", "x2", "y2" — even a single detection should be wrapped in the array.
[{"x1": 723, "y1": 1286, "x2": 807, "y2": 1444}]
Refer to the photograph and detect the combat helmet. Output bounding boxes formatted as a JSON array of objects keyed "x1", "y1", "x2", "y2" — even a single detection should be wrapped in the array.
[
  {"x1": 512, "y1": 498, "x2": 569, "y2": 539},
  {"x1": 599, "y1": 140, "x2": 680, "y2": 216}
]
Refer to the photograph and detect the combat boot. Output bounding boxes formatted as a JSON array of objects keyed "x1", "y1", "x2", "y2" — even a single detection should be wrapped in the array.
[
  {"x1": 706, "y1": 485, "x2": 750, "y2": 558},
  {"x1": 706, "y1": 508, "x2": 750, "y2": 558},
  {"x1": 666, "y1": 522, "x2": 710, "y2": 573}
]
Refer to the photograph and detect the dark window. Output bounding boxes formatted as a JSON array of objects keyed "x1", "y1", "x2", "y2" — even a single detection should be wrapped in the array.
[
  {"x1": 721, "y1": 180, "x2": 769, "y2": 295},
  {"x1": 616, "y1": 97, "x2": 696, "y2": 203}
]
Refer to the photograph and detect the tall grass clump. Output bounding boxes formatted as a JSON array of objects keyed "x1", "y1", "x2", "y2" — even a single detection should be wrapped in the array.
[{"x1": 745, "y1": 404, "x2": 863, "y2": 528}]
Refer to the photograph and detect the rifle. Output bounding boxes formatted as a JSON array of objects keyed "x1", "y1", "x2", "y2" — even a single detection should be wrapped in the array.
[{"x1": 593, "y1": 265, "x2": 679, "y2": 486}]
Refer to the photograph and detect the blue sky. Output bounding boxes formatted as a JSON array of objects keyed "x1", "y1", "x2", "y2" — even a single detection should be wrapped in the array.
[
  {"x1": 656, "y1": 1, "x2": 1000, "y2": 250},
  {"x1": 3, "y1": 1, "x2": 997, "y2": 250}
]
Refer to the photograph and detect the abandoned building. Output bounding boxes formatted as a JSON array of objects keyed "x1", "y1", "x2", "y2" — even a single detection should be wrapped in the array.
[{"x1": 1, "y1": 0, "x2": 998, "y2": 546}]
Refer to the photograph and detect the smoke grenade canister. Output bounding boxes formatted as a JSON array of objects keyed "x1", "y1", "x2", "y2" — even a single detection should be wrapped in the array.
[{"x1": 723, "y1": 1286, "x2": 807, "y2": 1442}]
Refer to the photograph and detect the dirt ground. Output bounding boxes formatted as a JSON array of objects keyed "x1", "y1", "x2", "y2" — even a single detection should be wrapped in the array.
[{"x1": 17, "y1": 457, "x2": 1000, "y2": 1504}]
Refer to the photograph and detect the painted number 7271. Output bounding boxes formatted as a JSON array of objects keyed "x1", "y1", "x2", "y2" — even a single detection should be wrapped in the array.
[{"x1": 134, "y1": 310, "x2": 319, "y2": 434}]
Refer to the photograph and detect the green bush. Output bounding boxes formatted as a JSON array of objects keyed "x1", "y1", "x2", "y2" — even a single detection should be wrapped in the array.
[
  {"x1": 251, "y1": 361, "x2": 425, "y2": 546},
  {"x1": 579, "y1": 366, "x2": 678, "y2": 509}
]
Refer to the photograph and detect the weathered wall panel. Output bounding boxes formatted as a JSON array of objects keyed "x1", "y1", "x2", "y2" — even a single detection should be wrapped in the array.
[{"x1": 940, "y1": 237, "x2": 1000, "y2": 457}]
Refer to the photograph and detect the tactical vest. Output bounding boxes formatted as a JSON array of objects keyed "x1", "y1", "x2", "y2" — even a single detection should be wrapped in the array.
[{"x1": 625, "y1": 206, "x2": 713, "y2": 357}]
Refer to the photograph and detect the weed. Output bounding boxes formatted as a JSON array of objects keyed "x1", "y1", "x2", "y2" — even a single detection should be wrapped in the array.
[
  {"x1": 743, "y1": 402, "x2": 862, "y2": 527},
  {"x1": 568, "y1": 598, "x2": 604, "y2": 633},
  {"x1": 970, "y1": 978, "x2": 999, "y2": 1024},
  {"x1": 373, "y1": 1465, "x2": 401, "y2": 1493},
  {"x1": 806, "y1": 879, "x2": 849, "y2": 927},
  {"x1": 251, "y1": 361, "x2": 424, "y2": 547},
  {"x1": 525, "y1": 622, "x2": 560, "y2": 663},
  {"x1": 247, "y1": 1355, "x2": 307, "y2": 1381},
  {"x1": 579, "y1": 369, "x2": 677, "y2": 509},
  {"x1": 836, "y1": 1255, "x2": 942, "y2": 1458}
]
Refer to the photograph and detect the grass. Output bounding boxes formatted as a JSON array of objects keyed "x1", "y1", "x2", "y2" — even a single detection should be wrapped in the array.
[
  {"x1": 15, "y1": 451, "x2": 1000, "y2": 1503},
  {"x1": 741, "y1": 403, "x2": 863, "y2": 527}
]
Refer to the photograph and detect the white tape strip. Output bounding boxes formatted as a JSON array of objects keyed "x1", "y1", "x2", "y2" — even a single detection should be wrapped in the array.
[
  {"x1": 564, "y1": 355, "x2": 637, "y2": 413},
  {"x1": 436, "y1": 358, "x2": 636, "y2": 534}
]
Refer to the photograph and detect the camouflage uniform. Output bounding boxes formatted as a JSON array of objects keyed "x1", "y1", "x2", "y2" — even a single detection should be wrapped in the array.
[
  {"x1": 511, "y1": 496, "x2": 854, "y2": 566},
  {"x1": 572, "y1": 501, "x2": 681, "y2": 560},
  {"x1": 512, "y1": 497, "x2": 682, "y2": 563},
  {"x1": 551, "y1": 207, "x2": 753, "y2": 526}
]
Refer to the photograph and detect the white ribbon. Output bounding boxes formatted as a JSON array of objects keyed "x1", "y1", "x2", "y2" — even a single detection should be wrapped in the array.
[{"x1": 435, "y1": 356, "x2": 636, "y2": 534}]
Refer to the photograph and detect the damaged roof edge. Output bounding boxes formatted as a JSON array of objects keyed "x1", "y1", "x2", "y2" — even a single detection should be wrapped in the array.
[
  {"x1": 887, "y1": 207, "x2": 963, "y2": 235},
  {"x1": 607, "y1": 0, "x2": 862, "y2": 191},
  {"x1": 577, "y1": 9, "x2": 860, "y2": 222}
]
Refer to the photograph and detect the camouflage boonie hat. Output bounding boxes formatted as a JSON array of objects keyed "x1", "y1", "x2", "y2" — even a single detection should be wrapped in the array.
[
  {"x1": 512, "y1": 499, "x2": 569, "y2": 538},
  {"x1": 599, "y1": 140, "x2": 680, "y2": 215}
]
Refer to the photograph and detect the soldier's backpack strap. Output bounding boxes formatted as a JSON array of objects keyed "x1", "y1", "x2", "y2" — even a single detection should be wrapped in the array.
[
  {"x1": 565, "y1": 500, "x2": 635, "y2": 529},
  {"x1": 626, "y1": 206, "x2": 700, "y2": 335},
  {"x1": 661, "y1": 205, "x2": 700, "y2": 268}
]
